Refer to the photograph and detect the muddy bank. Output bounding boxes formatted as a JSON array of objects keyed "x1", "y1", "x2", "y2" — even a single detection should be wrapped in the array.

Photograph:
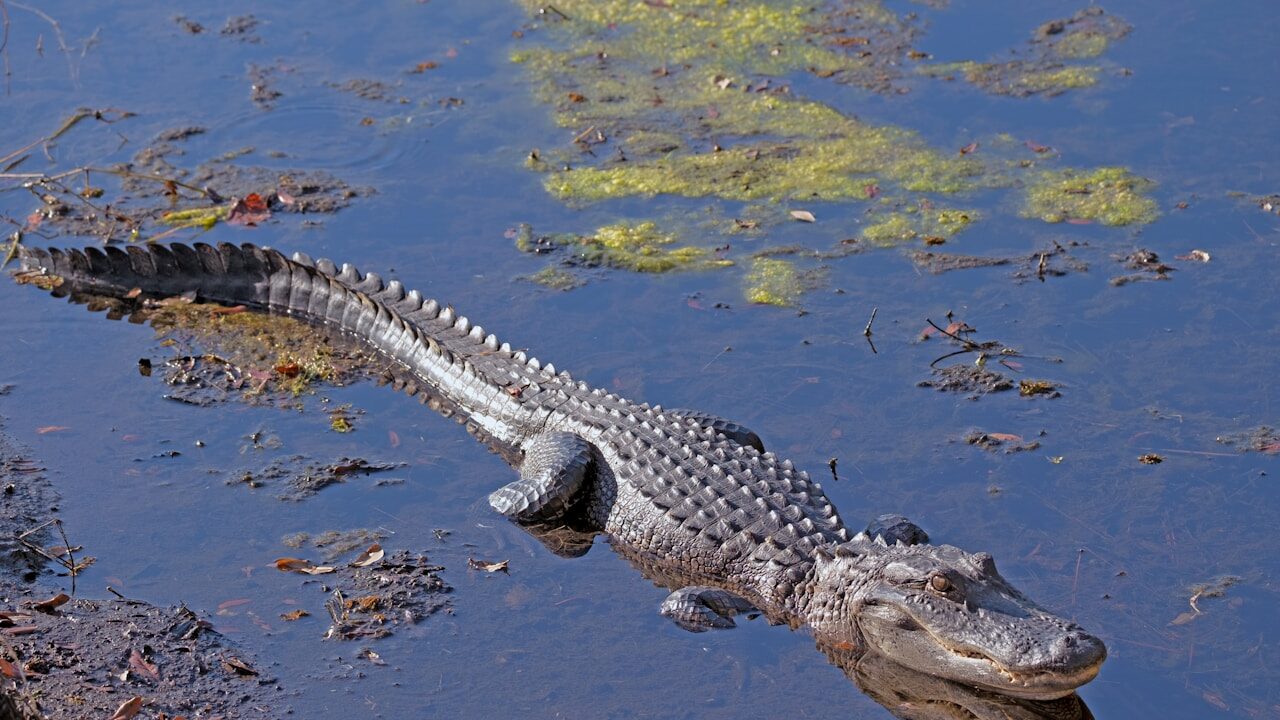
[{"x1": 0, "y1": 399, "x2": 284, "y2": 718}]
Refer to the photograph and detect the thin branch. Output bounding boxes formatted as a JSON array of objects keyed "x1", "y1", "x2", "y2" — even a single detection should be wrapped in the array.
[
  {"x1": 925, "y1": 317, "x2": 980, "y2": 350},
  {"x1": 0, "y1": 0, "x2": 11, "y2": 96},
  {"x1": 9, "y1": 2, "x2": 76, "y2": 87}
]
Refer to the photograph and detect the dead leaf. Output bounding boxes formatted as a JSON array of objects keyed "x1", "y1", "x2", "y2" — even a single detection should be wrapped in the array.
[
  {"x1": 358, "y1": 648, "x2": 386, "y2": 665},
  {"x1": 350, "y1": 543, "x2": 384, "y2": 568},
  {"x1": 275, "y1": 558, "x2": 336, "y2": 575},
  {"x1": 388, "y1": 430, "x2": 401, "y2": 448},
  {"x1": 217, "y1": 598, "x2": 251, "y2": 612},
  {"x1": 0, "y1": 657, "x2": 23, "y2": 680},
  {"x1": 281, "y1": 609, "x2": 309, "y2": 621},
  {"x1": 1138, "y1": 453, "x2": 1164, "y2": 465},
  {"x1": 789, "y1": 210, "x2": 816, "y2": 223},
  {"x1": 1025, "y1": 140, "x2": 1052, "y2": 153},
  {"x1": 986, "y1": 433, "x2": 1023, "y2": 443},
  {"x1": 31, "y1": 592, "x2": 70, "y2": 613},
  {"x1": 129, "y1": 649, "x2": 160, "y2": 681},
  {"x1": 468, "y1": 557, "x2": 509, "y2": 573},
  {"x1": 1175, "y1": 249, "x2": 1211, "y2": 262},
  {"x1": 35, "y1": 426, "x2": 70, "y2": 434},
  {"x1": 227, "y1": 193, "x2": 271, "y2": 226},
  {"x1": 221, "y1": 657, "x2": 258, "y2": 676},
  {"x1": 109, "y1": 696, "x2": 144, "y2": 720},
  {"x1": 959, "y1": 141, "x2": 979, "y2": 155},
  {"x1": 125, "y1": 287, "x2": 143, "y2": 299},
  {"x1": 1170, "y1": 611, "x2": 1199, "y2": 626}
]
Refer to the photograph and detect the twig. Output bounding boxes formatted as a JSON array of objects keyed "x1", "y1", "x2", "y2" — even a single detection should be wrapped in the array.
[
  {"x1": 52, "y1": 518, "x2": 78, "y2": 595},
  {"x1": 701, "y1": 345, "x2": 731, "y2": 371},
  {"x1": 862, "y1": 306, "x2": 877, "y2": 337},
  {"x1": 925, "y1": 317, "x2": 979, "y2": 349},
  {"x1": 1070, "y1": 547, "x2": 1083, "y2": 607},
  {"x1": 9, "y1": 2, "x2": 76, "y2": 87},
  {"x1": 540, "y1": 4, "x2": 570, "y2": 20},
  {"x1": 0, "y1": 108, "x2": 131, "y2": 169},
  {"x1": 0, "y1": 0, "x2": 11, "y2": 96},
  {"x1": 106, "y1": 586, "x2": 126, "y2": 600},
  {"x1": 570, "y1": 124, "x2": 598, "y2": 145},
  {"x1": 1, "y1": 229, "x2": 20, "y2": 270}
]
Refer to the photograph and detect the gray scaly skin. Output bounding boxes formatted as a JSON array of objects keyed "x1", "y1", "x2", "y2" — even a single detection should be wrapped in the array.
[{"x1": 12, "y1": 242, "x2": 1106, "y2": 700}]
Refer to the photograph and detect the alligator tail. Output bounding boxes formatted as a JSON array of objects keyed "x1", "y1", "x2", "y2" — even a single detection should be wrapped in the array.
[{"x1": 13, "y1": 241, "x2": 504, "y2": 381}]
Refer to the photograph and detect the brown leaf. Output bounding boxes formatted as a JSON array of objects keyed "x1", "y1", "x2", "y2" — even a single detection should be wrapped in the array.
[
  {"x1": 0, "y1": 657, "x2": 23, "y2": 680},
  {"x1": 227, "y1": 193, "x2": 272, "y2": 227},
  {"x1": 1138, "y1": 453, "x2": 1164, "y2": 465},
  {"x1": 468, "y1": 557, "x2": 509, "y2": 573},
  {"x1": 959, "y1": 141, "x2": 979, "y2": 155},
  {"x1": 221, "y1": 657, "x2": 258, "y2": 676},
  {"x1": 125, "y1": 287, "x2": 143, "y2": 299},
  {"x1": 129, "y1": 649, "x2": 160, "y2": 681},
  {"x1": 789, "y1": 210, "x2": 816, "y2": 223},
  {"x1": 280, "y1": 609, "x2": 310, "y2": 621},
  {"x1": 274, "y1": 558, "x2": 335, "y2": 575},
  {"x1": 31, "y1": 592, "x2": 70, "y2": 613},
  {"x1": 350, "y1": 543, "x2": 384, "y2": 568},
  {"x1": 109, "y1": 696, "x2": 144, "y2": 720},
  {"x1": 986, "y1": 433, "x2": 1023, "y2": 443}
]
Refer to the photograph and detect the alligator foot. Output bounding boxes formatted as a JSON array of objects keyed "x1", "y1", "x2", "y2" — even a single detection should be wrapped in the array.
[
  {"x1": 660, "y1": 586, "x2": 756, "y2": 632},
  {"x1": 668, "y1": 409, "x2": 765, "y2": 453},
  {"x1": 865, "y1": 513, "x2": 930, "y2": 546},
  {"x1": 489, "y1": 431, "x2": 596, "y2": 523}
]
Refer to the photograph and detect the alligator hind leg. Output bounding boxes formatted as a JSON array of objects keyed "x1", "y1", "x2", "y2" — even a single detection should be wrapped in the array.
[
  {"x1": 661, "y1": 586, "x2": 756, "y2": 632},
  {"x1": 668, "y1": 409, "x2": 765, "y2": 453},
  {"x1": 488, "y1": 432, "x2": 596, "y2": 523}
]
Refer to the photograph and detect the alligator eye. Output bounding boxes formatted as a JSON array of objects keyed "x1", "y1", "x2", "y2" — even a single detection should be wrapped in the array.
[{"x1": 929, "y1": 574, "x2": 952, "y2": 593}]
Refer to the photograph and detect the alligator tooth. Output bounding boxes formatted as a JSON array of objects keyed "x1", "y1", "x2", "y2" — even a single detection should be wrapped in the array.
[
  {"x1": 291, "y1": 251, "x2": 314, "y2": 267},
  {"x1": 483, "y1": 333, "x2": 499, "y2": 349}
]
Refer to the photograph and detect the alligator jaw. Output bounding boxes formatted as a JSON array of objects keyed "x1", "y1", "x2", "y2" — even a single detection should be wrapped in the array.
[{"x1": 857, "y1": 602, "x2": 1105, "y2": 700}]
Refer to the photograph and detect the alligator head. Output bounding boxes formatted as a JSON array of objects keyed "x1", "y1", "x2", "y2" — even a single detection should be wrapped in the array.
[{"x1": 804, "y1": 540, "x2": 1105, "y2": 700}]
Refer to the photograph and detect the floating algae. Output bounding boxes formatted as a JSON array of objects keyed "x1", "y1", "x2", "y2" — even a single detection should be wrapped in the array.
[
  {"x1": 743, "y1": 258, "x2": 825, "y2": 307},
  {"x1": 1022, "y1": 167, "x2": 1158, "y2": 226},
  {"x1": 515, "y1": 221, "x2": 733, "y2": 274}
]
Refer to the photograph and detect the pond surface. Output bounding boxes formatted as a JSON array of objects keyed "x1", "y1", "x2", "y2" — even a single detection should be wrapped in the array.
[{"x1": 1, "y1": 1, "x2": 1278, "y2": 717}]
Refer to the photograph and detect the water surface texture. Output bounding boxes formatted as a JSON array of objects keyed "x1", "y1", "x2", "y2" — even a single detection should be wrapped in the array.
[{"x1": 1, "y1": 1, "x2": 1278, "y2": 717}]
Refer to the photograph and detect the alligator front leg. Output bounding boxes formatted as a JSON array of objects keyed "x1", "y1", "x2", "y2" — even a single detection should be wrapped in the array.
[
  {"x1": 488, "y1": 431, "x2": 596, "y2": 523},
  {"x1": 668, "y1": 409, "x2": 765, "y2": 453},
  {"x1": 660, "y1": 586, "x2": 756, "y2": 632}
]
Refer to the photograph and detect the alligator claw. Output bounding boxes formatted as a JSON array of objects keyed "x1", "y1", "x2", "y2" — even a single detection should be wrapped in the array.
[{"x1": 661, "y1": 586, "x2": 755, "y2": 632}]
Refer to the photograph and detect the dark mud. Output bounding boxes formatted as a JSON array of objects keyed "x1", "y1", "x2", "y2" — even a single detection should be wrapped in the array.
[
  {"x1": 230, "y1": 455, "x2": 406, "y2": 501},
  {"x1": 916, "y1": 364, "x2": 1014, "y2": 396},
  {"x1": 1111, "y1": 248, "x2": 1174, "y2": 286},
  {"x1": 0, "y1": 402, "x2": 282, "y2": 718},
  {"x1": 963, "y1": 430, "x2": 1043, "y2": 454}
]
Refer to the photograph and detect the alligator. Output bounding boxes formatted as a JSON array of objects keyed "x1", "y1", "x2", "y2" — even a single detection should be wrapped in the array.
[{"x1": 10, "y1": 242, "x2": 1106, "y2": 701}]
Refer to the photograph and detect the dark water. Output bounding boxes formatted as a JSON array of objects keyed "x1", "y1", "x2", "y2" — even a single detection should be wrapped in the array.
[{"x1": 1, "y1": 1, "x2": 1278, "y2": 718}]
